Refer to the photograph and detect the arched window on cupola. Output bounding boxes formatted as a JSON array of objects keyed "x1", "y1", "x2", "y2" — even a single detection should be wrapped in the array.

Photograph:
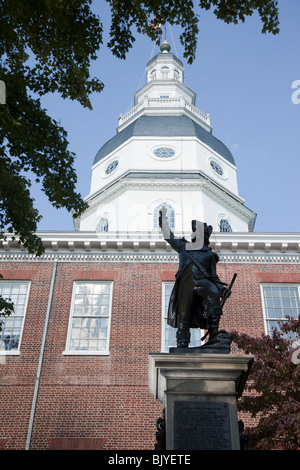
[
  {"x1": 96, "y1": 217, "x2": 109, "y2": 232},
  {"x1": 160, "y1": 65, "x2": 170, "y2": 79},
  {"x1": 219, "y1": 219, "x2": 233, "y2": 233},
  {"x1": 153, "y1": 204, "x2": 175, "y2": 230}
]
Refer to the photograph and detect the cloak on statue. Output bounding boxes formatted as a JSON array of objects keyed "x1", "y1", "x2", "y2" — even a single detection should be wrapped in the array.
[{"x1": 166, "y1": 230, "x2": 225, "y2": 330}]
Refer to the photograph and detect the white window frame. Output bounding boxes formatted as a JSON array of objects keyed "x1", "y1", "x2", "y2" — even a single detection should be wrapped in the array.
[
  {"x1": 64, "y1": 281, "x2": 113, "y2": 356},
  {"x1": 162, "y1": 282, "x2": 202, "y2": 352},
  {"x1": 0, "y1": 281, "x2": 31, "y2": 355},
  {"x1": 162, "y1": 282, "x2": 175, "y2": 352},
  {"x1": 260, "y1": 283, "x2": 300, "y2": 337}
]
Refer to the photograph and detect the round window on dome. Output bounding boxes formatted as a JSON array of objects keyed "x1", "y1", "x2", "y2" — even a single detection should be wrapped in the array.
[
  {"x1": 153, "y1": 147, "x2": 176, "y2": 159},
  {"x1": 210, "y1": 160, "x2": 224, "y2": 176},
  {"x1": 105, "y1": 160, "x2": 119, "y2": 175}
]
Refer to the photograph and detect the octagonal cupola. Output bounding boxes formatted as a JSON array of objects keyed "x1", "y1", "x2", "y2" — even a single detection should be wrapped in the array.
[
  {"x1": 146, "y1": 40, "x2": 184, "y2": 83},
  {"x1": 76, "y1": 42, "x2": 256, "y2": 234},
  {"x1": 117, "y1": 40, "x2": 211, "y2": 134}
]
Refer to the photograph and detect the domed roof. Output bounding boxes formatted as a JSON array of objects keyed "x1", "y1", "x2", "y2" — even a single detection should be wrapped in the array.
[{"x1": 93, "y1": 115, "x2": 235, "y2": 166}]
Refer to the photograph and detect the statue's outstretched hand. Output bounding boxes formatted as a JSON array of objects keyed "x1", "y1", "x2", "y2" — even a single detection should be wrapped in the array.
[
  {"x1": 159, "y1": 206, "x2": 169, "y2": 234},
  {"x1": 221, "y1": 287, "x2": 231, "y2": 300}
]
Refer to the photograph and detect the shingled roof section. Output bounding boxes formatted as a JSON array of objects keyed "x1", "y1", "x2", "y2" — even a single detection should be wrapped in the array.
[{"x1": 93, "y1": 115, "x2": 235, "y2": 166}]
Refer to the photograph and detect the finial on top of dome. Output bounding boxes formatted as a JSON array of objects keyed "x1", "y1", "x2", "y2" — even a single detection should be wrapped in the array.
[{"x1": 160, "y1": 40, "x2": 171, "y2": 53}]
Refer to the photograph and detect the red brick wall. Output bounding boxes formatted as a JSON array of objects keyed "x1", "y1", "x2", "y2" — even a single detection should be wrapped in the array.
[
  {"x1": 0, "y1": 260, "x2": 299, "y2": 449},
  {"x1": 0, "y1": 262, "x2": 54, "y2": 449},
  {"x1": 218, "y1": 263, "x2": 300, "y2": 337}
]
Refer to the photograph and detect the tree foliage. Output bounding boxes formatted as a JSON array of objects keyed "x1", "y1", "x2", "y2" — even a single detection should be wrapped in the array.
[
  {"x1": 0, "y1": 0, "x2": 280, "y2": 255},
  {"x1": 232, "y1": 315, "x2": 300, "y2": 450},
  {"x1": 0, "y1": 275, "x2": 14, "y2": 332},
  {"x1": 108, "y1": 0, "x2": 280, "y2": 64},
  {"x1": 0, "y1": 0, "x2": 280, "y2": 324},
  {"x1": 0, "y1": 0, "x2": 104, "y2": 255}
]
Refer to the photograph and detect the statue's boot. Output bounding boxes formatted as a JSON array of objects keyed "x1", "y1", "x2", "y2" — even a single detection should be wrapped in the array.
[
  {"x1": 176, "y1": 328, "x2": 190, "y2": 348},
  {"x1": 204, "y1": 310, "x2": 233, "y2": 349},
  {"x1": 207, "y1": 310, "x2": 221, "y2": 341}
]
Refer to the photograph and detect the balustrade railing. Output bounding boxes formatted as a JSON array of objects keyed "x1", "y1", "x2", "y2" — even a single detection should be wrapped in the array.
[{"x1": 118, "y1": 98, "x2": 211, "y2": 128}]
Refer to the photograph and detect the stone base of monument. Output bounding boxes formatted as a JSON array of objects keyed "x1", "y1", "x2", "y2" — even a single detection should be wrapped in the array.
[{"x1": 149, "y1": 353, "x2": 253, "y2": 450}]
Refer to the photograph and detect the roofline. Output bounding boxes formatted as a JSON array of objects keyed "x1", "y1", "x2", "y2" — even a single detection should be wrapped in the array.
[
  {"x1": 93, "y1": 115, "x2": 234, "y2": 166},
  {"x1": 1, "y1": 232, "x2": 300, "y2": 264},
  {"x1": 146, "y1": 52, "x2": 184, "y2": 69}
]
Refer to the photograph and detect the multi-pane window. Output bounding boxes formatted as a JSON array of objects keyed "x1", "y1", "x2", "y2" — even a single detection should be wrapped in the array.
[
  {"x1": 162, "y1": 282, "x2": 202, "y2": 352},
  {"x1": 153, "y1": 147, "x2": 175, "y2": 159},
  {"x1": 210, "y1": 160, "x2": 224, "y2": 176},
  {"x1": 0, "y1": 282, "x2": 30, "y2": 353},
  {"x1": 96, "y1": 217, "x2": 109, "y2": 232},
  {"x1": 65, "y1": 282, "x2": 113, "y2": 354},
  {"x1": 105, "y1": 160, "x2": 119, "y2": 175},
  {"x1": 261, "y1": 284, "x2": 300, "y2": 338},
  {"x1": 220, "y1": 219, "x2": 232, "y2": 232}
]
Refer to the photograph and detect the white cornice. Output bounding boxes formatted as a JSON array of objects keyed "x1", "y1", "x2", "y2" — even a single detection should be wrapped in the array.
[
  {"x1": 83, "y1": 172, "x2": 254, "y2": 227},
  {"x1": 0, "y1": 231, "x2": 300, "y2": 264}
]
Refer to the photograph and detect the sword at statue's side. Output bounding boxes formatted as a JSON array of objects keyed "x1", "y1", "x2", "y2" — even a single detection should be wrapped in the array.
[
  {"x1": 221, "y1": 273, "x2": 237, "y2": 308},
  {"x1": 201, "y1": 273, "x2": 237, "y2": 342}
]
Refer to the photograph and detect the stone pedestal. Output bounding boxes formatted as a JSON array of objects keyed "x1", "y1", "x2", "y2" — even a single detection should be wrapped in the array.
[{"x1": 149, "y1": 353, "x2": 253, "y2": 450}]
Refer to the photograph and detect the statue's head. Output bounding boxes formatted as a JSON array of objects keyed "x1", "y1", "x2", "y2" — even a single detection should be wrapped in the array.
[
  {"x1": 204, "y1": 223, "x2": 213, "y2": 245},
  {"x1": 191, "y1": 220, "x2": 212, "y2": 246}
]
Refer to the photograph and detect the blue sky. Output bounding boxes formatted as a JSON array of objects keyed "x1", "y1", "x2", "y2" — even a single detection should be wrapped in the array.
[{"x1": 32, "y1": 0, "x2": 300, "y2": 234}]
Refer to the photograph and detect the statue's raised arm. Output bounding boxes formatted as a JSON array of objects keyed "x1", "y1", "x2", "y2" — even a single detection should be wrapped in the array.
[
  {"x1": 159, "y1": 207, "x2": 184, "y2": 253},
  {"x1": 159, "y1": 206, "x2": 171, "y2": 240}
]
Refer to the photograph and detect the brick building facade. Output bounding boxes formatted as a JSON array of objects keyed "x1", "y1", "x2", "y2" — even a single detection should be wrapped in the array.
[
  {"x1": 1, "y1": 232, "x2": 299, "y2": 450},
  {"x1": 1, "y1": 42, "x2": 299, "y2": 450}
]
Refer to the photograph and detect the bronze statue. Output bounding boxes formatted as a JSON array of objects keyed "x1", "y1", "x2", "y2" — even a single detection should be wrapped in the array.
[{"x1": 159, "y1": 207, "x2": 233, "y2": 350}]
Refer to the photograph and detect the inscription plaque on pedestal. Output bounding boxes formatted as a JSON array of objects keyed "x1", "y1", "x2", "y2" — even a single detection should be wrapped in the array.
[{"x1": 174, "y1": 401, "x2": 231, "y2": 450}]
